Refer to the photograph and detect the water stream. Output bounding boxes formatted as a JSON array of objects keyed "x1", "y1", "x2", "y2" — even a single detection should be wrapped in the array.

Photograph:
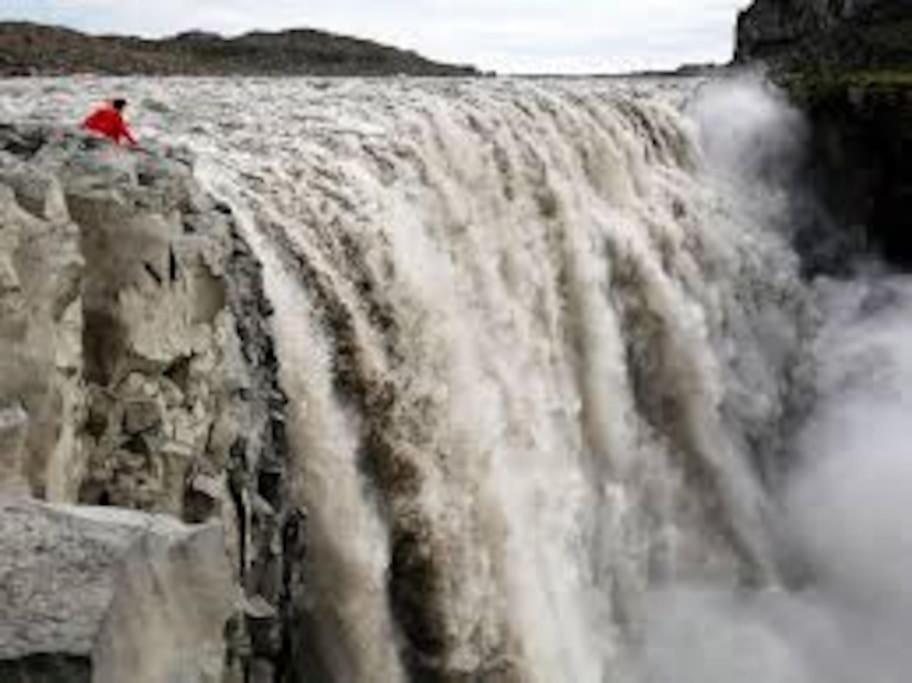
[{"x1": 5, "y1": 75, "x2": 906, "y2": 682}]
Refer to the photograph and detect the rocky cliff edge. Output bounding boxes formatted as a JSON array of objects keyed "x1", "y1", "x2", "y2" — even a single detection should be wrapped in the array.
[
  {"x1": 0, "y1": 125, "x2": 301, "y2": 682},
  {"x1": 733, "y1": 0, "x2": 912, "y2": 270},
  {"x1": 735, "y1": 0, "x2": 912, "y2": 68}
]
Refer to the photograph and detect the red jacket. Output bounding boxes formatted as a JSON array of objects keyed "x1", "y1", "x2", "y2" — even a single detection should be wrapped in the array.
[{"x1": 81, "y1": 104, "x2": 137, "y2": 146}]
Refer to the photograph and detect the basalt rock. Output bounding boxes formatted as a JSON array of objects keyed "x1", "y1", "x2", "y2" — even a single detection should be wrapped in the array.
[
  {"x1": 0, "y1": 125, "x2": 299, "y2": 680},
  {"x1": 734, "y1": 1, "x2": 912, "y2": 271},
  {"x1": 788, "y1": 75, "x2": 912, "y2": 270},
  {"x1": 735, "y1": 0, "x2": 912, "y2": 68}
]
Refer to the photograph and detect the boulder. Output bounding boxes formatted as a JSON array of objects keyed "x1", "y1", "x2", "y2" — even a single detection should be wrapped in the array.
[{"x1": 0, "y1": 497, "x2": 235, "y2": 682}]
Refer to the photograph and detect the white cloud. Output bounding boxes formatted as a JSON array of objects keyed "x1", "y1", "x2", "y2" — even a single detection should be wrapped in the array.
[{"x1": 4, "y1": 0, "x2": 753, "y2": 73}]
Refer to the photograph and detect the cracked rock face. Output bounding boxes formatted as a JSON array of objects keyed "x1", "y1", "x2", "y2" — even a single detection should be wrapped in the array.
[
  {"x1": 0, "y1": 152, "x2": 83, "y2": 502},
  {"x1": 0, "y1": 126, "x2": 294, "y2": 681}
]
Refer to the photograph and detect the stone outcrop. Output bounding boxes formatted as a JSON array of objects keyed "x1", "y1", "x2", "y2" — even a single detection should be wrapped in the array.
[
  {"x1": 0, "y1": 142, "x2": 83, "y2": 501},
  {"x1": 0, "y1": 497, "x2": 235, "y2": 682},
  {"x1": 0, "y1": 125, "x2": 298, "y2": 681},
  {"x1": 735, "y1": 0, "x2": 912, "y2": 68},
  {"x1": 734, "y1": 1, "x2": 912, "y2": 270}
]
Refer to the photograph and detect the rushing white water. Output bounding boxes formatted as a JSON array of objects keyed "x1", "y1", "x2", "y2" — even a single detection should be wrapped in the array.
[
  {"x1": 8, "y1": 75, "x2": 890, "y2": 683},
  {"x1": 644, "y1": 270, "x2": 912, "y2": 683}
]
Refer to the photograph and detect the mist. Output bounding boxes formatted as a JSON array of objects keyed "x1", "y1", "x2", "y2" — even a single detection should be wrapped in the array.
[{"x1": 645, "y1": 80, "x2": 912, "y2": 683}]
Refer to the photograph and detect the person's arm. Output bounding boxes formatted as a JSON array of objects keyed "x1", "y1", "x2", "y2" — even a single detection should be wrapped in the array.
[
  {"x1": 122, "y1": 126, "x2": 138, "y2": 147},
  {"x1": 115, "y1": 113, "x2": 138, "y2": 146}
]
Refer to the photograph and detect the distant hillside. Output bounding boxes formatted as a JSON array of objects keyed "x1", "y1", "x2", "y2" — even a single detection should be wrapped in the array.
[{"x1": 0, "y1": 22, "x2": 480, "y2": 77}]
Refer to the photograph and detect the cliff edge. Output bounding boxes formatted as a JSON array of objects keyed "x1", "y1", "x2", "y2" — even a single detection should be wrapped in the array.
[
  {"x1": 734, "y1": 0, "x2": 912, "y2": 270},
  {"x1": 735, "y1": 0, "x2": 912, "y2": 68},
  {"x1": 0, "y1": 126, "x2": 301, "y2": 682}
]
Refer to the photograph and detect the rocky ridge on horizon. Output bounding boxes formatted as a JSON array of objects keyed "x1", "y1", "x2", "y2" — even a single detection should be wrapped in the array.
[{"x1": 0, "y1": 22, "x2": 480, "y2": 77}]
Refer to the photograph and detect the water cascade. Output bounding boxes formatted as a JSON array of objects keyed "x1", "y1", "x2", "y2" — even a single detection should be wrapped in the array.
[
  {"x1": 8, "y1": 76, "x2": 905, "y2": 682},
  {"x1": 193, "y1": 78, "x2": 806, "y2": 682}
]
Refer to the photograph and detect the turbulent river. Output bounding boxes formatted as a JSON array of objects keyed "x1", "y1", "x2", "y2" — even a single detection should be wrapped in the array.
[{"x1": 4, "y1": 76, "x2": 911, "y2": 683}]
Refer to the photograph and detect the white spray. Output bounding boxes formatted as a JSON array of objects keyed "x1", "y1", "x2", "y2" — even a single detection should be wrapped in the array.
[{"x1": 645, "y1": 80, "x2": 912, "y2": 683}]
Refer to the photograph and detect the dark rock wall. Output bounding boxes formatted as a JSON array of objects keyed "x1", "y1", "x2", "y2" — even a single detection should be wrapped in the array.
[
  {"x1": 735, "y1": 0, "x2": 912, "y2": 271},
  {"x1": 795, "y1": 82, "x2": 912, "y2": 269},
  {"x1": 735, "y1": 0, "x2": 912, "y2": 67}
]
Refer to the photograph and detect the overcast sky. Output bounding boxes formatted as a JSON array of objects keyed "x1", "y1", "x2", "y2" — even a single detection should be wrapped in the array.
[{"x1": 4, "y1": 0, "x2": 752, "y2": 74}]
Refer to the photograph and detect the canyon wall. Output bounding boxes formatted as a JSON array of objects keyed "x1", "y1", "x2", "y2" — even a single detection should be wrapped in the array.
[
  {"x1": 736, "y1": 0, "x2": 912, "y2": 269},
  {"x1": 735, "y1": 0, "x2": 912, "y2": 67}
]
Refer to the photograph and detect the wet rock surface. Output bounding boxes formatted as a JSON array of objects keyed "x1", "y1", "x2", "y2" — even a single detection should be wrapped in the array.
[{"x1": 0, "y1": 125, "x2": 297, "y2": 681}]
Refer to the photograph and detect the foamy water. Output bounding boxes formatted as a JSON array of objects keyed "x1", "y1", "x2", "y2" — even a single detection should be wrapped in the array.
[{"x1": 3, "y1": 75, "x2": 904, "y2": 683}]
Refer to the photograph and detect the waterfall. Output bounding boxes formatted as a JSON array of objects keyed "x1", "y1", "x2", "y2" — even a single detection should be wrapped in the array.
[
  {"x1": 7, "y1": 76, "x2": 818, "y2": 681},
  {"x1": 190, "y1": 78, "x2": 807, "y2": 682}
]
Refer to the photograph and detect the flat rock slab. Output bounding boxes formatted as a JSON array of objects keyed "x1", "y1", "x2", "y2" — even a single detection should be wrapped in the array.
[{"x1": 0, "y1": 497, "x2": 235, "y2": 683}]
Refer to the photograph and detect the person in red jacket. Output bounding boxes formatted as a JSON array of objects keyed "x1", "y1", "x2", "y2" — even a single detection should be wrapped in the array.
[{"x1": 81, "y1": 98, "x2": 138, "y2": 146}]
